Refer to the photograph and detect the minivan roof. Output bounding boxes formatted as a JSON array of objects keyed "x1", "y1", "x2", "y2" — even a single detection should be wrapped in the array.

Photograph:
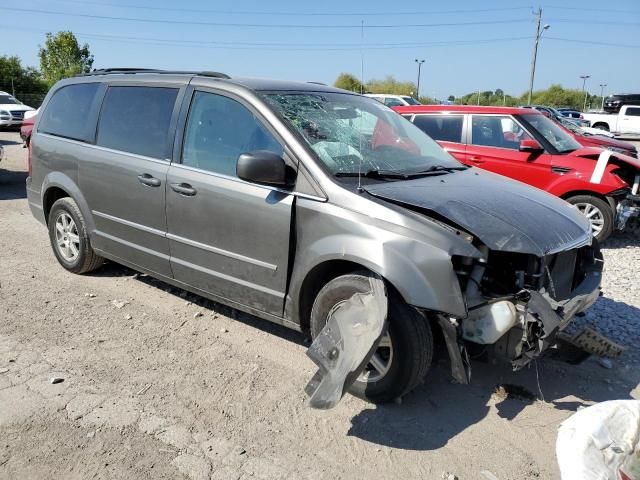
[
  {"x1": 393, "y1": 105, "x2": 538, "y2": 115},
  {"x1": 76, "y1": 69, "x2": 348, "y2": 94}
]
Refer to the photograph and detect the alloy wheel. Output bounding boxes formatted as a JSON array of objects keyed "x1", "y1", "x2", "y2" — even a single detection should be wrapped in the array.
[
  {"x1": 575, "y1": 202, "x2": 605, "y2": 236},
  {"x1": 357, "y1": 331, "x2": 394, "y2": 383},
  {"x1": 55, "y1": 212, "x2": 80, "y2": 262}
]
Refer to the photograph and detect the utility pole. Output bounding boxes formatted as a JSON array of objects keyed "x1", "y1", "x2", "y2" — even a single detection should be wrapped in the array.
[
  {"x1": 415, "y1": 59, "x2": 425, "y2": 100},
  {"x1": 477, "y1": 90, "x2": 480, "y2": 105},
  {"x1": 527, "y1": 8, "x2": 550, "y2": 105},
  {"x1": 11, "y1": 78, "x2": 15, "y2": 97},
  {"x1": 599, "y1": 83, "x2": 607, "y2": 111},
  {"x1": 580, "y1": 74, "x2": 590, "y2": 112}
]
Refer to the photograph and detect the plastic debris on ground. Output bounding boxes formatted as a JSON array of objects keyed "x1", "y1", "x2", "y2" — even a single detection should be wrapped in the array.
[
  {"x1": 556, "y1": 400, "x2": 640, "y2": 480},
  {"x1": 304, "y1": 274, "x2": 388, "y2": 410}
]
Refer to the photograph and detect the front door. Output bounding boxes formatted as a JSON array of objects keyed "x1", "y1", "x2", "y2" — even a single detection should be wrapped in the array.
[
  {"x1": 166, "y1": 89, "x2": 294, "y2": 316},
  {"x1": 81, "y1": 85, "x2": 181, "y2": 277},
  {"x1": 465, "y1": 114, "x2": 554, "y2": 191}
]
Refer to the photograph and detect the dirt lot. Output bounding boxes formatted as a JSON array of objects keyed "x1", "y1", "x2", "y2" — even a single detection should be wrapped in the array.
[{"x1": 1, "y1": 131, "x2": 638, "y2": 480}]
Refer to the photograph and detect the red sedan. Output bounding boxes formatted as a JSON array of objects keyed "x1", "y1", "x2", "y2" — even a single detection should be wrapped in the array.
[{"x1": 394, "y1": 105, "x2": 640, "y2": 240}]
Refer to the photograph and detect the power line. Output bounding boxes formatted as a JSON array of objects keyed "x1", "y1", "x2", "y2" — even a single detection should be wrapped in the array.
[
  {"x1": 29, "y1": 0, "x2": 535, "y2": 17},
  {"x1": 544, "y1": 5, "x2": 640, "y2": 15},
  {"x1": 3, "y1": 7, "x2": 532, "y2": 29},
  {"x1": 548, "y1": 18, "x2": 640, "y2": 26},
  {"x1": 546, "y1": 36, "x2": 640, "y2": 49}
]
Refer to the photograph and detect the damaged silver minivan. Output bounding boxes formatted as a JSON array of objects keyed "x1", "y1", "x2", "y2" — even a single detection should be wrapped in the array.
[{"x1": 27, "y1": 70, "x2": 603, "y2": 404}]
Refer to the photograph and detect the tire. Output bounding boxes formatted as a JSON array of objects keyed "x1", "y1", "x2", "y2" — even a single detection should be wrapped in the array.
[
  {"x1": 48, "y1": 197, "x2": 104, "y2": 274},
  {"x1": 310, "y1": 273, "x2": 433, "y2": 403},
  {"x1": 592, "y1": 123, "x2": 609, "y2": 132},
  {"x1": 566, "y1": 195, "x2": 614, "y2": 242}
]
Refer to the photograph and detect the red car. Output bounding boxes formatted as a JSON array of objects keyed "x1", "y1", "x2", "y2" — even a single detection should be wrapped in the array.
[
  {"x1": 394, "y1": 105, "x2": 640, "y2": 240},
  {"x1": 20, "y1": 111, "x2": 37, "y2": 147}
]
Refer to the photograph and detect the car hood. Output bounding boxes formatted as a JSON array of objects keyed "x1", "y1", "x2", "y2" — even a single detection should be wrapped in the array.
[
  {"x1": 364, "y1": 168, "x2": 592, "y2": 256},
  {"x1": 569, "y1": 146, "x2": 640, "y2": 169},
  {"x1": 579, "y1": 133, "x2": 635, "y2": 150},
  {"x1": 0, "y1": 104, "x2": 34, "y2": 111}
]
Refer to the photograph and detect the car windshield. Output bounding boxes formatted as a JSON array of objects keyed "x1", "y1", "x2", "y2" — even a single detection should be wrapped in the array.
[
  {"x1": 518, "y1": 113, "x2": 582, "y2": 153},
  {"x1": 263, "y1": 92, "x2": 460, "y2": 176},
  {"x1": 401, "y1": 96, "x2": 421, "y2": 105},
  {"x1": 0, "y1": 95, "x2": 20, "y2": 105}
]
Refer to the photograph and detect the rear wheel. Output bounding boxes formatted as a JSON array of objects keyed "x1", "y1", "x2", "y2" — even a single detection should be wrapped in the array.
[
  {"x1": 48, "y1": 197, "x2": 104, "y2": 274},
  {"x1": 310, "y1": 273, "x2": 433, "y2": 403},
  {"x1": 592, "y1": 123, "x2": 609, "y2": 132},
  {"x1": 566, "y1": 195, "x2": 614, "y2": 242}
]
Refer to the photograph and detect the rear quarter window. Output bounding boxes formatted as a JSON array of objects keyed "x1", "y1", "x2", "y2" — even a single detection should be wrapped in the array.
[
  {"x1": 96, "y1": 86, "x2": 178, "y2": 159},
  {"x1": 413, "y1": 115, "x2": 464, "y2": 143},
  {"x1": 38, "y1": 83, "x2": 100, "y2": 142},
  {"x1": 625, "y1": 107, "x2": 640, "y2": 116}
]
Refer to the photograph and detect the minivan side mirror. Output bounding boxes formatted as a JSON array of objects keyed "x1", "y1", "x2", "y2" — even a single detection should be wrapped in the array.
[
  {"x1": 237, "y1": 150, "x2": 290, "y2": 187},
  {"x1": 519, "y1": 139, "x2": 543, "y2": 153}
]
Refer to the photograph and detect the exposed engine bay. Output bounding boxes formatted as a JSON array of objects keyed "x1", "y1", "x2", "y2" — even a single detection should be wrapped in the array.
[{"x1": 452, "y1": 242, "x2": 604, "y2": 376}]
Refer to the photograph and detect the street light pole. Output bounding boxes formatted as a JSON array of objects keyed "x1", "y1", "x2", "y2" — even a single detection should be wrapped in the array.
[
  {"x1": 599, "y1": 83, "x2": 607, "y2": 111},
  {"x1": 527, "y1": 8, "x2": 549, "y2": 105},
  {"x1": 415, "y1": 59, "x2": 425, "y2": 100},
  {"x1": 580, "y1": 74, "x2": 591, "y2": 112}
]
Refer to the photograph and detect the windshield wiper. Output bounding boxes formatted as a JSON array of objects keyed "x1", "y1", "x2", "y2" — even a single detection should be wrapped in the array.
[
  {"x1": 411, "y1": 165, "x2": 468, "y2": 174},
  {"x1": 335, "y1": 169, "x2": 410, "y2": 179}
]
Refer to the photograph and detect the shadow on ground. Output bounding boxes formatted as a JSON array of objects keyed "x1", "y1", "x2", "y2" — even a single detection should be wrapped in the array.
[
  {"x1": 0, "y1": 168, "x2": 27, "y2": 200},
  {"x1": 346, "y1": 355, "x2": 635, "y2": 451}
]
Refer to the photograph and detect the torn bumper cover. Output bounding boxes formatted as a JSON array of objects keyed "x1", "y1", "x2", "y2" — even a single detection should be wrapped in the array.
[
  {"x1": 304, "y1": 275, "x2": 387, "y2": 409},
  {"x1": 616, "y1": 193, "x2": 640, "y2": 230}
]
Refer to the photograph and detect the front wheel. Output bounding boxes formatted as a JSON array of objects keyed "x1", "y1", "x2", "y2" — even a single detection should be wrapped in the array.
[
  {"x1": 566, "y1": 195, "x2": 614, "y2": 242},
  {"x1": 310, "y1": 273, "x2": 433, "y2": 403}
]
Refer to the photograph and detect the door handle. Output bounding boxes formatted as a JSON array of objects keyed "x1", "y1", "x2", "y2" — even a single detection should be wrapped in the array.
[
  {"x1": 137, "y1": 173, "x2": 161, "y2": 187},
  {"x1": 469, "y1": 156, "x2": 485, "y2": 164},
  {"x1": 170, "y1": 183, "x2": 197, "y2": 196}
]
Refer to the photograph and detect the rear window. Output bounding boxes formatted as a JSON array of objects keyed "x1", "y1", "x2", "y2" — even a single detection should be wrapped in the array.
[
  {"x1": 38, "y1": 83, "x2": 100, "y2": 142},
  {"x1": 626, "y1": 107, "x2": 640, "y2": 116},
  {"x1": 97, "y1": 86, "x2": 178, "y2": 159},
  {"x1": 413, "y1": 115, "x2": 464, "y2": 143}
]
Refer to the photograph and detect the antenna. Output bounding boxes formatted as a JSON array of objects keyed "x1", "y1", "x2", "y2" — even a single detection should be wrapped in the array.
[{"x1": 357, "y1": 19, "x2": 365, "y2": 193}]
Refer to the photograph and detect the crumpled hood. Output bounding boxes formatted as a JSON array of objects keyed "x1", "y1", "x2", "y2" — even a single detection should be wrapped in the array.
[
  {"x1": 365, "y1": 168, "x2": 592, "y2": 256},
  {"x1": 570, "y1": 146, "x2": 640, "y2": 169}
]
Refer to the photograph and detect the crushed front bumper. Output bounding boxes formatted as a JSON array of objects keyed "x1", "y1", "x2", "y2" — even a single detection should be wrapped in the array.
[{"x1": 617, "y1": 193, "x2": 640, "y2": 230}]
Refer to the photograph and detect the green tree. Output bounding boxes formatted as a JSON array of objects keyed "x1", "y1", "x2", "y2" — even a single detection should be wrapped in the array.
[
  {"x1": 366, "y1": 75, "x2": 416, "y2": 96},
  {"x1": 334, "y1": 73, "x2": 365, "y2": 93},
  {"x1": 520, "y1": 84, "x2": 590, "y2": 110},
  {"x1": 447, "y1": 95, "x2": 455, "y2": 102},
  {"x1": 0, "y1": 55, "x2": 48, "y2": 105},
  {"x1": 38, "y1": 31, "x2": 93, "y2": 87}
]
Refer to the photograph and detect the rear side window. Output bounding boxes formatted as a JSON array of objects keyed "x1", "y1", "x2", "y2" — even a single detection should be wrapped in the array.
[
  {"x1": 625, "y1": 107, "x2": 640, "y2": 116},
  {"x1": 97, "y1": 86, "x2": 178, "y2": 159},
  {"x1": 413, "y1": 115, "x2": 463, "y2": 143},
  {"x1": 38, "y1": 83, "x2": 100, "y2": 142}
]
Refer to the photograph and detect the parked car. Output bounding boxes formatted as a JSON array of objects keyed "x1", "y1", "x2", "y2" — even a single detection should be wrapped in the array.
[
  {"x1": 604, "y1": 94, "x2": 640, "y2": 113},
  {"x1": 583, "y1": 106, "x2": 640, "y2": 135},
  {"x1": 20, "y1": 109, "x2": 38, "y2": 147},
  {"x1": 0, "y1": 91, "x2": 35, "y2": 128},
  {"x1": 28, "y1": 70, "x2": 604, "y2": 403},
  {"x1": 394, "y1": 104, "x2": 640, "y2": 240},
  {"x1": 364, "y1": 93, "x2": 421, "y2": 107},
  {"x1": 522, "y1": 105, "x2": 590, "y2": 127},
  {"x1": 557, "y1": 108, "x2": 586, "y2": 121},
  {"x1": 555, "y1": 115, "x2": 637, "y2": 157}
]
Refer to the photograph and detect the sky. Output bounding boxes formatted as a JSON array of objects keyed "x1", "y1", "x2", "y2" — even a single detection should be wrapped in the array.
[{"x1": 2, "y1": 0, "x2": 639, "y2": 100}]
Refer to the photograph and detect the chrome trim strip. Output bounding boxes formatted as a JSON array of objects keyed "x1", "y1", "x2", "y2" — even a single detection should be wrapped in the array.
[
  {"x1": 92, "y1": 210, "x2": 166, "y2": 237},
  {"x1": 38, "y1": 133, "x2": 170, "y2": 165},
  {"x1": 171, "y1": 256, "x2": 284, "y2": 299},
  {"x1": 93, "y1": 210, "x2": 278, "y2": 270},
  {"x1": 166, "y1": 233, "x2": 277, "y2": 271},
  {"x1": 94, "y1": 230, "x2": 171, "y2": 260}
]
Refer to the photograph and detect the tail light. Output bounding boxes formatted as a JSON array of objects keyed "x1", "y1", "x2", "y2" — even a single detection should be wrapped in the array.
[{"x1": 579, "y1": 114, "x2": 584, "y2": 119}]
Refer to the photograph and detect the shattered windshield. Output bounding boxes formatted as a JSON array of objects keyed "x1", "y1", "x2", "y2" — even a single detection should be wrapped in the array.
[
  {"x1": 519, "y1": 113, "x2": 582, "y2": 153},
  {"x1": 263, "y1": 92, "x2": 461, "y2": 176}
]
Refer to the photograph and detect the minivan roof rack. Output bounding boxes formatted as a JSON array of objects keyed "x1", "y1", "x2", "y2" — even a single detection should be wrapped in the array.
[{"x1": 79, "y1": 68, "x2": 231, "y2": 79}]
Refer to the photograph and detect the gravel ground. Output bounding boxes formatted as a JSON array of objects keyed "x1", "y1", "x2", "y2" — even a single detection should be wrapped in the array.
[{"x1": 0, "y1": 131, "x2": 638, "y2": 479}]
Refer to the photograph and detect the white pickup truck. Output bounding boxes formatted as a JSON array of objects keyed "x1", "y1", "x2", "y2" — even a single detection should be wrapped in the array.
[{"x1": 583, "y1": 105, "x2": 640, "y2": 135}]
